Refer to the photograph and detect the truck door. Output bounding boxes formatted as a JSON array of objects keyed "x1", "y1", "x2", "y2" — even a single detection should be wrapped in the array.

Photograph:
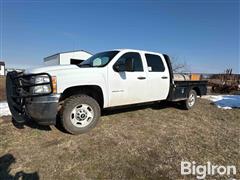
[
  {"x1": 144, "y1": 53, "x2": 170, "y2": 101},
  {"x1": 108, "y1": 52, "x2": 147, "y2": 106}
]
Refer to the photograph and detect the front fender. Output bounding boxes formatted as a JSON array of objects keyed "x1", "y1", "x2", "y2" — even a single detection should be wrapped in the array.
[{"x1": 57, "y1": 75, "x2": 108, "y2": 108}]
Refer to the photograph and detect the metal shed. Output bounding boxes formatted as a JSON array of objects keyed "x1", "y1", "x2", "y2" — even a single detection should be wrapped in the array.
[{"x1": 44, "y1": 50, "x2": 92, "y2": 66}]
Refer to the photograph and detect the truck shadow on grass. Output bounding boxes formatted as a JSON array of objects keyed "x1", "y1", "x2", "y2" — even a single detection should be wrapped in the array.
[
  {"x1": 102, "y1": 101, "x2": 184, "y2": 116},
  {"x1": 10, "y1": 117, "x2": 69, "y2": 134},
  {"x1": 0, "y1": 153, "x2": 39, "y2": 180},
  {"x1": 11, "y1": 118, "x2": 52, "y2": 131}
]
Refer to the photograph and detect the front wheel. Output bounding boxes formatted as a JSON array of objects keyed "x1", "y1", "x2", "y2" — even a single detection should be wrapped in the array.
[
  {"x1": 61, "y1": 95, "x2": 101, "y2": 134},
  {"x1": 182, "y1": 90, "x2": 197, "y2": 110}
]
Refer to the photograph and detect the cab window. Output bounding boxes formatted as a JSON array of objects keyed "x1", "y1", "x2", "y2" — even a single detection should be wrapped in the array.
[
  {"x1": 145, "y1": 54, "x2": 165, "y2": 72},
  {"x1": 115, "y1": 52, "x2": 143, "y2": 72}
]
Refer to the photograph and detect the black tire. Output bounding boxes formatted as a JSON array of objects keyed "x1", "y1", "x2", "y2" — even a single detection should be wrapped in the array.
[
  {"x1": 61, "y1": 95, "x2": 101, "y2": 134},
  {"x1": 182, "y1": 89, "x2": 197, "y2": 110}
]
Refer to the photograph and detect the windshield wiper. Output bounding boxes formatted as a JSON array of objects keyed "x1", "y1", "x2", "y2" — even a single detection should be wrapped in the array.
[{"x1": 78, "y1": 63, "x2": 92, "y2": 67}]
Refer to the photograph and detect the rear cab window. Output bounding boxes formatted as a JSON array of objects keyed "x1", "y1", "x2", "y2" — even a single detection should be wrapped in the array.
[{"x1": 145, "y1": 54, "x2": 165, "y2": 72}]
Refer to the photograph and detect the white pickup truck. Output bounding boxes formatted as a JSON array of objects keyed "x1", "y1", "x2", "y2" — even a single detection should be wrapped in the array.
[{"x1": 7, "y1": 49, "x2": 207, "y2": 134}]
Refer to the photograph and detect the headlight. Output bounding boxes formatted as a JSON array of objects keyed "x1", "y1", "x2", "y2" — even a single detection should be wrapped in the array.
[
  {"x1": 31, "y1": 75, "x2": 51, "y2": 94},
  {"x1": 33, "y1": 84, "x2": 51, "y2": 94},
  {"x1": 35, "y1": 75, "x2": 50, "y2": 84}
]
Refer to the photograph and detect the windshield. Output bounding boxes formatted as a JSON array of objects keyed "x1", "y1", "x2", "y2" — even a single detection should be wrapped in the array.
[{"x1": 79, "y1": 51, "x2": 119, "y2": 67}]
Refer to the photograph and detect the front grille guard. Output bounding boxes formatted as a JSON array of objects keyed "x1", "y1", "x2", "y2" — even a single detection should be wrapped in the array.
[
  {"x1": 6, "y1": 71, "x2": 53, "y2": 123},
  {"x1": 10, "y1": 72, "x2": 53, "y2": 98}
]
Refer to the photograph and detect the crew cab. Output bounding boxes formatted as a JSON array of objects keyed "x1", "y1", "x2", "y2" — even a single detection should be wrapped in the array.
[{"x1": 6, "y1": 49, "x2": 207, "y2": 134}]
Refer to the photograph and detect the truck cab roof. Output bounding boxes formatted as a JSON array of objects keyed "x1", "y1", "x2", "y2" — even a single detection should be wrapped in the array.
[{"x1": 114, "y1": 49, "x2": 163, "y2": 55}]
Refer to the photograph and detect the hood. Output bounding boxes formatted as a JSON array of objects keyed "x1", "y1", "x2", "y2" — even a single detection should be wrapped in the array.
[{"x1": 24, "y1": 65, "x2": 79, "y2": 74}]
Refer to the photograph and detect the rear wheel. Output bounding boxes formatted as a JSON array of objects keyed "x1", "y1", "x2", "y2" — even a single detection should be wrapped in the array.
[
  {"x1": 182, "y1": 89, "x2": 197, "y2": 110},
  {"x1": 61, "y1": 95, "x2": 100, "y2": 134}
]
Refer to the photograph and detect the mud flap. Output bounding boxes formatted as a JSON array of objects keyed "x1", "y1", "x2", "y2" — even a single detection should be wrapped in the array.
[{"x1": 6, "y1": 72, "x2": 27, "y2": 123}]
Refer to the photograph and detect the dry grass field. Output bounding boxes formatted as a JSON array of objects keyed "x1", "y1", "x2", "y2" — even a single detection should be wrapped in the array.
[
  {"x1": 0, "y1": 99, "x2": 239, "y2": 179},
  {"x1": 0, "y1": 76, "x2": 6, "y2": 101}
]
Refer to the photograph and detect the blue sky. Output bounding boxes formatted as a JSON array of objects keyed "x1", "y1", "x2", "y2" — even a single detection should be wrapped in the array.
[{"x1": 0, "y1": 0, "x2": 239, "y2": 73}]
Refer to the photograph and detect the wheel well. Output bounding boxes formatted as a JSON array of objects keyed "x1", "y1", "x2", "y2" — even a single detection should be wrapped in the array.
[
  {"x1": 192, "y1": 87, "x2": 201, "y2": 96},
  {"x1": 59, "y1": 85, "x2": 104, "y2": 108}
]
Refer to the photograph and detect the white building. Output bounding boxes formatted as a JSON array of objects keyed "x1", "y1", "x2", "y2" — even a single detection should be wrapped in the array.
[
  {"x1": 0, "y1": 61, "x2": 5, "y2": 76},
  {"x1": 44, "y1": 50, "x2": 92, "y2": 66}
]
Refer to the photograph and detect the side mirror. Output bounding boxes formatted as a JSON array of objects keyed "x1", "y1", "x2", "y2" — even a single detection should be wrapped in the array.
[
  {"x1": 113, "y1": 63, "x2": 121, "y2": 72},
  {"x1": 113, "y1": 60, "x2": 126, "y2": 72},
  {"x1": 113, "y1": 58, "x2": 134, "y2": 72}
]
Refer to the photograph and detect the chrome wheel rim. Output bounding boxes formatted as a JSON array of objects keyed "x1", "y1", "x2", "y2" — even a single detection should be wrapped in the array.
[
  {"x1": 70, "y1": 104, "x2": 94, "y2": 128},
  {"x1": 188, "y1": 93, "x2": 195, "y2": 107}
]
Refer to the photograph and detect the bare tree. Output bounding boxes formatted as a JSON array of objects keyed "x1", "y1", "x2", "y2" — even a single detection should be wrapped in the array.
[{"x1": 170, "y1": 56, "x2": 190, "y2": 73}]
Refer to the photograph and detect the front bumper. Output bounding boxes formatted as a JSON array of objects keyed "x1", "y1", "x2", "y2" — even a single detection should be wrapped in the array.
[
  {"x1": 6, "y1": 71, "x2": 60, "y2": 125},
  {"x1": 25, "y1": 94, "x2": 60, "y2": 125}
]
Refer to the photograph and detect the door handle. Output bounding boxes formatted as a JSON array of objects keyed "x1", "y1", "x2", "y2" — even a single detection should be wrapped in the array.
[
  {"x1": 137, "y1": 76, "x2": 146, "y2": 80},
  {"x1": 161, "y1": 76, "x2": 168, "y2": 79}
]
